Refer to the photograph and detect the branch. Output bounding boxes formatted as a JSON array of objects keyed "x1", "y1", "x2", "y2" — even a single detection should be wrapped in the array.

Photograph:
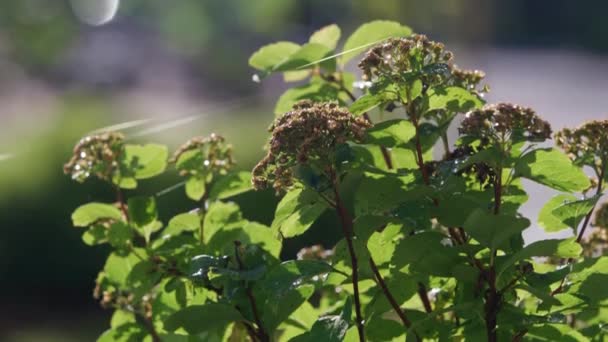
[{"x1": 330, "y1": 168, "x2": 365, "y2": 342}]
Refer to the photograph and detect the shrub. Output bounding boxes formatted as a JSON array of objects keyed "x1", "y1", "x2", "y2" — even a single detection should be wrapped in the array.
[{"x1": 66, "y1": 21, "x2": 608, "y2": 341}]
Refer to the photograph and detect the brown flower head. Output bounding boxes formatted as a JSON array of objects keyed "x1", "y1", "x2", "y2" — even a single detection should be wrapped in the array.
[
  {"x1": 555, "y1": 120, "x2": 608, "y2": 172},
  {"x1": 63, "y1": 132, "x2": 125, "y2": 183},
  {"x1": 252, "y1": 100, "x2": 371, "y2": 193},
  {"x1": 171, "y1": 133, "x2": 234, "y2": 178},
  {"x1": 459, "y1": 103, "x2": 552, "y2": 144},
  {"x1": 358, "y1": 35, "x2": 454, "y2": 82},
  {"x1": 450, "y1": 66, "x2": 489, "y2": 95}
]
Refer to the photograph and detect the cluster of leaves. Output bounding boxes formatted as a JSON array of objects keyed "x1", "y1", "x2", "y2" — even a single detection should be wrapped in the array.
[{"x1": 67, "y1": 21, "x2": 608, "y2": 341}]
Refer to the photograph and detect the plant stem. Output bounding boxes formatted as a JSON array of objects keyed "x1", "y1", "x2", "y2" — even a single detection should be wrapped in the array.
[
  {"x1": 368, "y1": 258, "x2": 420, "y2": 341},
  {"x1": 234, "y1": 242, "x2": 270, "y2": 342},
  {"x1": 199, "y1": 187, "x2": 210, "y2": 244},
  {"x1": 135, "y1": 313, "x2": 161, "y2": 342},
  {"x1": 576, "y1": 167, "x2": 604, "y2": 244},
  {"x1": 485, "y1": 166, "x2": 503, "y2": 342},
  {"x1": 330, "y1": 168, "x2": 365, "y2": 342}
]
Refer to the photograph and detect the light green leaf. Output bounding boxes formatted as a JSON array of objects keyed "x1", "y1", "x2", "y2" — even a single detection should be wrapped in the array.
[
  {"x1": 185, "y1": 176, "x2": 206, "y2": 201},
  {"x1": 538, "y1": 194, "x2": 576, "y2": 233},
  {"x1": 551, "y1": 194, "x2": 601, "y2": 233},
  {"x1": 262, "y1": 284, "x2": 315, "y2": 332},
  {"x1": 392, "y1": 231, "x2": 462, "y2": 277},
  {"x1": 274, "y1": 82, "x2": 340, "y2": 115},
  {"x1": 249, "y1": 41, "x2": 300, "y2": 71},
  {"x1": 283, "y1": 70, "x2": 311, "y2": 82},
  {"x1": 291, "y1": 298, "x2": 351, "y2": 342},
  {"x1": 164, "y1": 212, "x2": 200, "y2": 236},
  {"x1": 349, "y1": 93, "x2": 383, "y2": 116},
  {"x1": 425, "y1": 86, "x2": 483, "y2": 113},
  {"x1": 72, "y1": 203, "x2": 122, "y2": 227},
  {"x1": 498, "y1": 238, "x2": 582, "y2": 279},
  {"x1": 340, "y1": 20, "x2": 412, "y2": 66},
  {"x1": 242, "y1": 221, "x2": 282, "y2": 258},
  {"x1": 107, "y1": 222, "x2": 132, "y2": 249},
  {"x1": 261, "y1": 260, "x2": 333, "y2": 294},
  {"x1": 463, "y1": 208, "x2": 530, "y2": 250},
  {"x1": 203, "y1": 201, "x2": 243, "y2": 244},
  {"x1": 97, "y1": 324, "x2": 146, "y2": 342},
  {"x1": 526, "y1": 323, "x2": 589, "y2": 341},
  {"x1": 274, "y1": 43, "x2": 334, "y2": 71},
  {"x1": 365, "y1": 119, "x2": 416, "y2": 147},
  {"x1": 82, "y1": 225, "x2": 108, "y2": 246},
  {"x1": 164, "y1": 303, "x2": 243, "y2": 334},
  {"x1": 127, "y1": 196, "x2": 158, "y2": 228},
  {"x1": 309, "y1": 24, "x2": 341, "y2": 50},
  {"x1": 271, "y1": 188, "x2": 328, "y2": 238},
  {"x1": 209, "y1": 171, "x2": 252, "y2": 200},
  {"x1": 104, "y1": 251, "x2": 142, "y2": 287},
  {"x1": 515, "y1": 148, "x2": 590, "y2": 192}
]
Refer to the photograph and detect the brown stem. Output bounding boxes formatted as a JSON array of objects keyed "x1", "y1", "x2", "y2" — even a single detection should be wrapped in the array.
[
  {"x1": 234, "y1": 242, "x2": 270, "y2": 342},
  {"x1": 441, "y1": 132, "x2": 451, "y2": 160},
  {"x1": 135, "y1": 313, "x2": 161, "y2": 342},
  {"x1": 485, "y1": 166, "x2": 503, "y2": 342},
  {"x1": 417, "y1": 283, "x2": 433, "y2": 314},
  {"x1": 330, "y1": 169, "x2": 365, "y2": 342},
  {"x1": 576, "y1": 167, "x2": 604, "y2": 243},
  {"x1": 369, "y1": 258, "x2": 420, "y2": 341},
  {"x1": 199, "y1": 187, "x2": 210, "y2": 244},
  {"x1": 115, "y1": 186, "x2": 129, "y2": 221}
]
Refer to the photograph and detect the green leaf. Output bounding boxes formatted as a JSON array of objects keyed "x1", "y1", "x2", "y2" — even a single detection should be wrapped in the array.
[
  {"x1": 551, "y1": 194, "x2": 601, "y2": 233},
  {"x1": 242, "y1": 221, "x2": 282, "y2": 258},
  {"x1": 97, "y1": 323, "x2": 146, "y2": 342},
  {"x1": 203, "y1": 201, "x2": 243, "y2": 245},
  {"x1": 425, "y1": 86, "x2": 483, "y2": 113},
  {"x1": 107, "y1": 221, "x2": 132, "y2": 249},
  {"x1": 72, "y1": 203, "x2": 122, "y2": 227},
  {"x1": 365, "y1": 119, "x2": 416, "y2": 147},
  {"x1": 248, "y1": 41, "x2": 300, "y2": 71},
  {"x1": 340, "y1": 20, "x2": 412, "y2": 66},
  {"x1": 463, "y1": 209, "x2": 530, "y2": 250},
  {"x1": 349, "y1": 93, "x2": 383, "y2": 116},
  {"x1": 273, "y1": 43, "x2": 334, "y2": 71},
  {"x1": 260, "y1": 260, "x2": 333, "y2": 294},
  {"x1": 309, "y1": 24, "x2": 341, "y2": 50},
  {"x1": 164, "y1": 212, "x2": 200, "y2": 236},
  {"x1": 127, "y1": 196, "x2": 158, "y2": 228},
  {"x1": 515, "y1": 148, "x2": 590, "y2": 192},
  {"x1": 164, "y1": 303, "x2": 243, "y2": 334},
  {"x1": 82, "y1": 225, "x2": 108, "y2": 246},
  {"x1": 115, "y1": 144, "x2": 168, "y2": 188},
  {"x1": 292, "y1": 298, "x2": 351, "y2": 342},
  {"x1": 209, "y1": 171, "x2": 252, "y2": 200},
  {"x1": 392, "y1": 231, "x2": 462, "y2": 277},
  {"x1": 538, "y1": 194, "x2": 576, "y2": 233},
  {"x1": 262, "y1": 284, "x2": 315, "y2": 332},
  {"x1": 271, "y1": 188, "x2": 328, "y2": 238},
  {"x1": 526, "y1": 323, "x2": 589, "y2": 341},
  {"x1": 104, "y1": 251, "x2": 142, "y2": 287},
  {"x1": 274, "y1": 82, "x2": 340, "y2": 115},
  {"x1": 498, "y1": 238, "x2": 582, "y2": 279},
  {"x1": 185, "y1": 176, "x2": 206, "y2": 201},
  {"x1": 283, "y1": 70, "x2": 311, "y2": 82}
]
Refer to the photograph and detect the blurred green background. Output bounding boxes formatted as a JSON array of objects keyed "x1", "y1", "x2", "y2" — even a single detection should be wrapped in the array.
[{"x1": 2, "y1": 0, "x2": 608, "y2": 340}]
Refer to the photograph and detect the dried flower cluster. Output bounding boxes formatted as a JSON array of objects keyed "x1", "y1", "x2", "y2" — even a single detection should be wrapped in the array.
[
  {"x1": 171, "y1": 133, "x2": 234, "y2": 177},
  {"x1": 296, "y1": 244, "x2": 334, "y2": 261},
  {"x1": 450, "y1": 66, "x2": 488, "y2": 94},
  {"x1": 358, "y1": 34, "x2": 454, "y2": 82},
  {"x1": 252, "y1": 100, "x2": 370, "y2": 192},
  {"x1": 459, "y1": 103, "x2": 552, "y2": 143},
  {"x1": 63, "y1": 132, "x2": 125, "y2": 182},
  {"x1": 555, "y1": 120, "x2": 608, "y2": 171}
]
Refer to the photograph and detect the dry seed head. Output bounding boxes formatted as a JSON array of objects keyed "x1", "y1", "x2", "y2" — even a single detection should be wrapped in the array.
[
  {"x1": 171, "y1": 133, "x2": 235, "y2": 177},
  {"x1": 63, "y1": 132, "x2": 125, "y2": 183},
  {"x1": 358, "y1": 34, "x2": 454, "y2": 81},
  {"x1": 459, "y1": 103, "x2": 552, "y2": 143},
  {"x1": 252, "y1": 100, "x2": 371, "y2": 193},
  {"x1": 555, "y1": 120, "x2": 608, "y2": 171}
]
